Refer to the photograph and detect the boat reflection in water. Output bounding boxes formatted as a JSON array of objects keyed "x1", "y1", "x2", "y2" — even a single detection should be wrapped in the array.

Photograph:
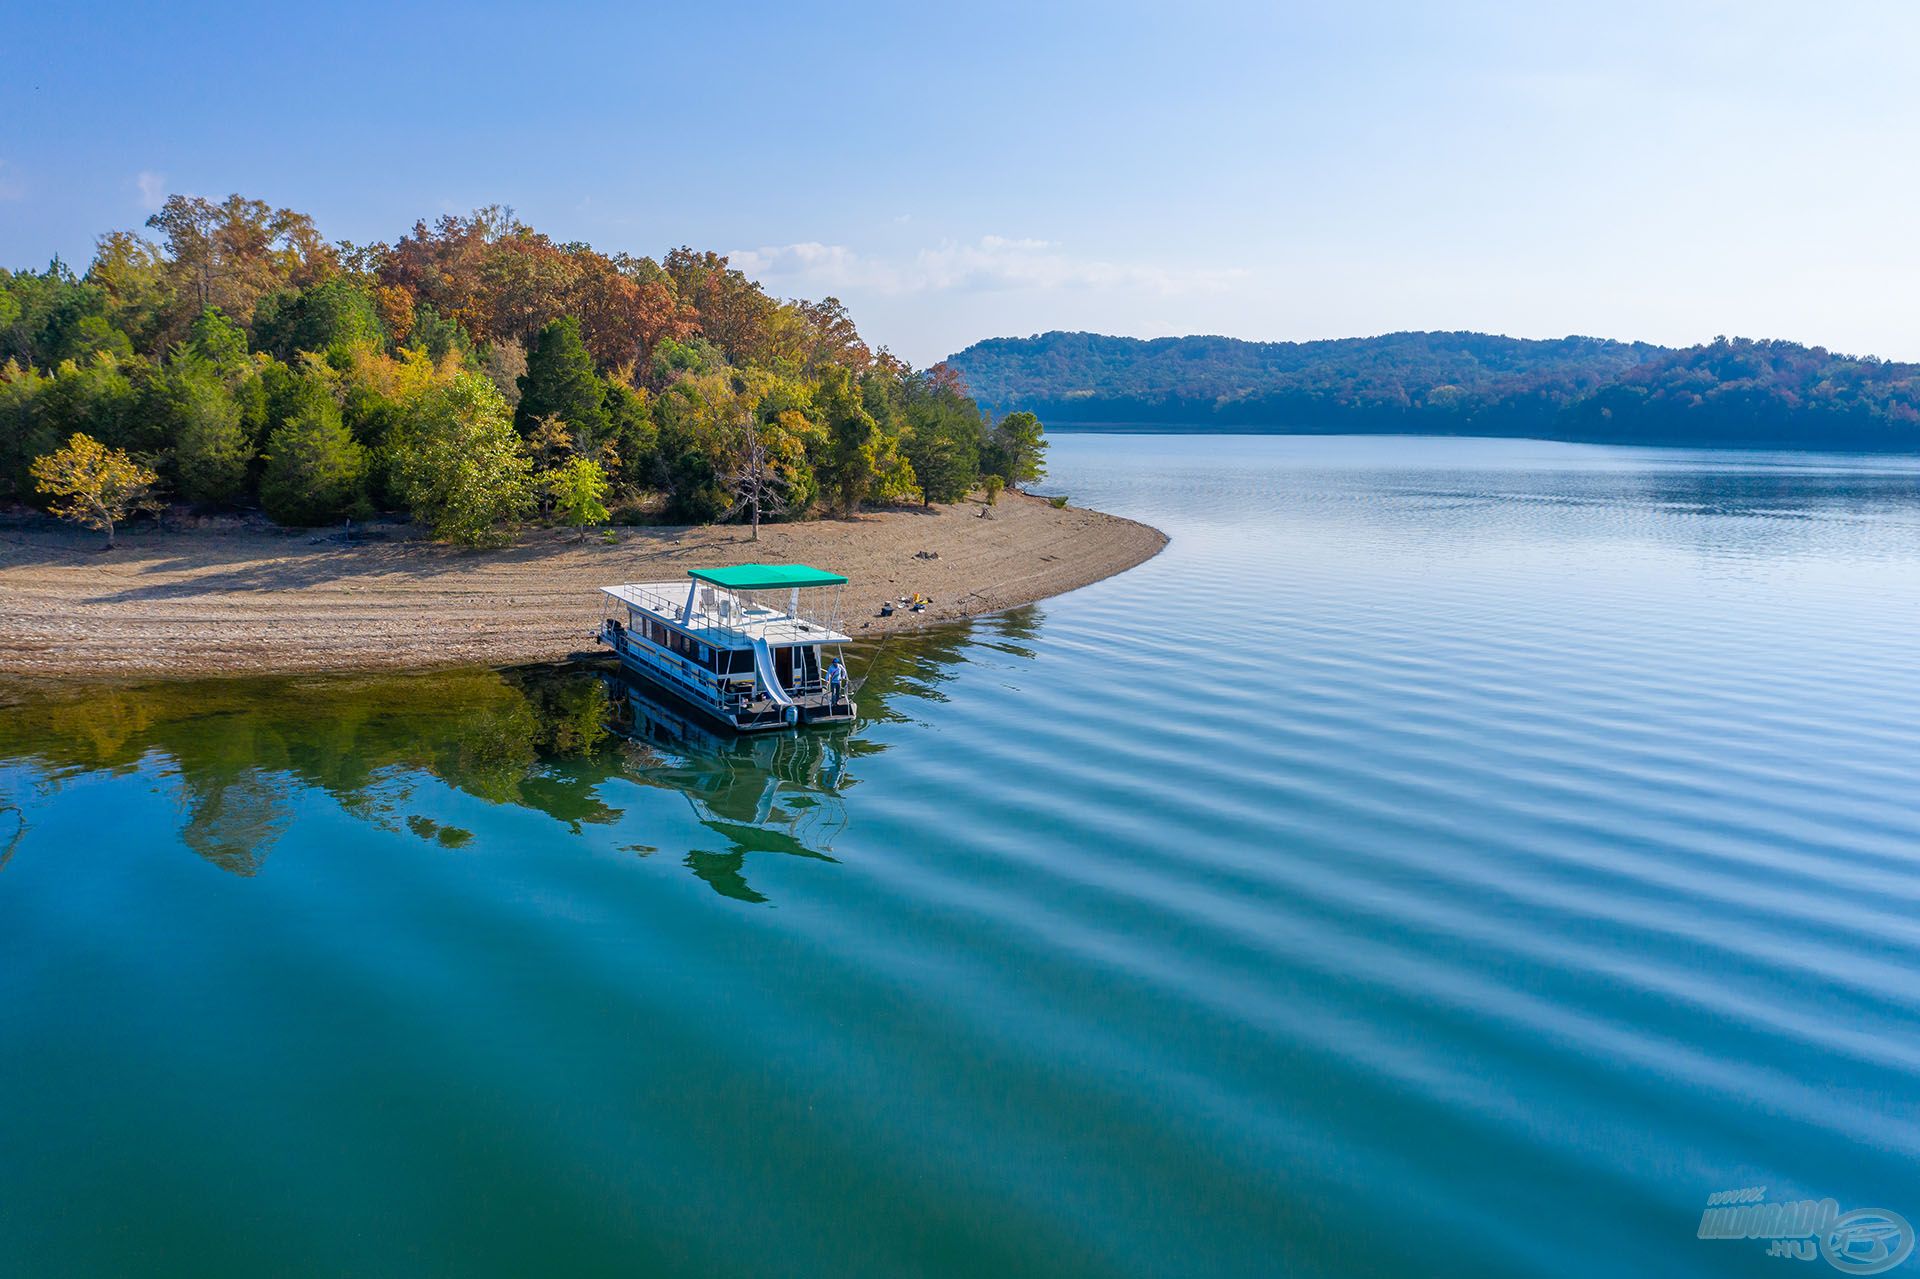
[
  {"x1": 599, "y1": 666, "x2": 855, "y2": 902},
  {"x1": 0, "y1": 609, "x2": 1044, "y2": 903}
]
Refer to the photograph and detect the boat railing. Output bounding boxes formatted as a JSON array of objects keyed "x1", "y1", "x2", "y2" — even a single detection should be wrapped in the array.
[{"x1": 615, "y1": 583, "x2": 841, "y2": 650}]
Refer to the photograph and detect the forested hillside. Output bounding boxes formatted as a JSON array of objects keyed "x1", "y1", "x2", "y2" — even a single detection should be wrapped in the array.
[
  {"x1": 946, "y1": 330, "x2": 1920, "y2": 450},
  {"x1": 0, "y1": 196, "x2": 1044, "y2": 544}
]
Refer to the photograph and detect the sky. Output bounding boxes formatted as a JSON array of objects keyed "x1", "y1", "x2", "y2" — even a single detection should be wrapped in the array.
[{"x1": 4, "y1": 0, "x2": 1918, "y2": 366}]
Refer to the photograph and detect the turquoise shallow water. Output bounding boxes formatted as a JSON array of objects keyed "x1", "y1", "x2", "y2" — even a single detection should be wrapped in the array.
[{"x1": 4, "y1": 434, "x2": 1919, "y2": 1277}]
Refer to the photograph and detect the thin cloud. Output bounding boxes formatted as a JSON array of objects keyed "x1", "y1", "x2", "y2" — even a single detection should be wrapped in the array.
[
  {"x1": 0, "y1": 161, "x2": 23, "y2": 201},
  {"x1": 730, "y1": 236, "x2": 1247, "y2": 297},
  {"x1": 135, "y1": 171, "x2": 166, "y2": 211}
]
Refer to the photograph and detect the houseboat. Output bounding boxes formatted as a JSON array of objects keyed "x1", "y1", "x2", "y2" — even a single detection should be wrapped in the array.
[{"x1": 597, "y1": 564, "x2": 856, "y2": 732}]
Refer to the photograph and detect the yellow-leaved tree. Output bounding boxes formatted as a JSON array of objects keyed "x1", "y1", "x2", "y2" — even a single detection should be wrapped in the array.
[{"x1": 29, "y1": 434, "x2": 162, "y2": 548}]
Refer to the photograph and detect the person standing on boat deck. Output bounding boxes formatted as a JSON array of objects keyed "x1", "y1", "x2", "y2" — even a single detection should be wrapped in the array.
[{"x1": 827, "y1": 656, "x2": 848, "y2": 704}]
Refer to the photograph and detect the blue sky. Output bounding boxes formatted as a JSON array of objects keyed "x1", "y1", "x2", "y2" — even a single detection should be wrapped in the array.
[{"x1": 5, "y1": 0, "x2": 1918, "y2": 365}]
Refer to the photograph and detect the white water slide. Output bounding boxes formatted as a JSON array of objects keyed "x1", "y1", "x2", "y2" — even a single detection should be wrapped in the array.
[{"x1": 750, "y1": 637, "x2": 795, "y2": 707}]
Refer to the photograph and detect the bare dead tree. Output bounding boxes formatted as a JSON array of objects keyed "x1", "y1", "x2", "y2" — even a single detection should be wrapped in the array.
[{"x1": 721, "y1": 415, "x2": 787, "y2": 541}]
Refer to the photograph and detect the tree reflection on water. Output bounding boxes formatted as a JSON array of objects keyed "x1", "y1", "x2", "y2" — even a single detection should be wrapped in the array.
[{"x1": 0, "y1": 608, "x2": 1041, "y2": 902}]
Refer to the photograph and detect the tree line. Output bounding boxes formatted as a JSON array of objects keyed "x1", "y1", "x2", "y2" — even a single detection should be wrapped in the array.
[
  {"x1": 0, "y1": 195, "x2": 1046, "y2": 545},
  {"x1": 946, "y1": 330, "x2": 1920, "y2": 451}
]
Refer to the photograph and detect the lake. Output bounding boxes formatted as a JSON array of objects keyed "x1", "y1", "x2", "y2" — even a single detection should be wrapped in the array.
[{"x1": 4, "y1": 434, "x2": 1918, "y2": 1277}]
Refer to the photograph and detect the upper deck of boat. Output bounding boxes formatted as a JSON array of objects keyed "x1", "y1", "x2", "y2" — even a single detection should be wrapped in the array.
[{"x1": 601, "y1": 582, "x2": 853, "y2": 648}]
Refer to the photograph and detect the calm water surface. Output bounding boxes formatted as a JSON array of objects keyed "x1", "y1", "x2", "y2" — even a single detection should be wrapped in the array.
[{"x1": 4, "y1": 435, "x2": 1919, "y2": 1277}]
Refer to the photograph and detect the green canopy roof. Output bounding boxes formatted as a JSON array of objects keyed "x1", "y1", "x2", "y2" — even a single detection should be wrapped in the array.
[{"x1": 688, "y1": 563, "x2": 847, "y2": 591}]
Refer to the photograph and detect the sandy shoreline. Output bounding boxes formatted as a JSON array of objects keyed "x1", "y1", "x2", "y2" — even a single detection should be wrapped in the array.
[{"x1": 0, "y1": 493, "x2": 1166, "y2": 678}]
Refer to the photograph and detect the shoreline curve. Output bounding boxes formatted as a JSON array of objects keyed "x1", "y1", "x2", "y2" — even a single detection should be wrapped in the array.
[{"x1": 0, "y1": 491, "x2": 1168, "y2": 679}]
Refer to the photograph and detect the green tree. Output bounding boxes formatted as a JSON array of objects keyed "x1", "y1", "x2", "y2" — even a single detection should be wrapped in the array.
[
  {"x1": 814, "y1": 365, "x2": 879, "y2": 514},
  {"x1": 869, "y1": 429, "x2": 919, "y2": 505},
  {"x1": 403, "y1": 304, "x2": 475, "y2": 366},
  {"x1": 602, "y1": 378, "x2": 655, "y2": 485},
  {"x1": 261, "y1": 391, "x2": 367, "y2": 525},
  {"x1": 902, "y1": 383, "x2": 982, "y2": 505},
  {"x1": 761, "y1": 406, "x2": 822, "y2": 516},
  {"x1": 29, "y1": 433, "x2": 162, "y2": 547},
  {"x1": 186, "y1": 306, "x2": 251, "y2": 374},
  {"x1": 515, "y1": 316, "x2": 610, "y2": 445},
  {"x1": 650, "y1": 369, "x2": 738, "y2": 522},
  {"x1": 662, "y1": 441, "x2": 728, "y2": 523},
  {"x1": 0, "y1": 263, "x2": 136, "y2": 368},
  {"x1": 903, "y1": 428, "x2": 967, "y2": 505},
  {"x1": 161, "y1": 361, "x2": 252, "y2": 504},
  {"x1": 38, "y1": 353, "x2": 146, "y2": 455},
  {"x1": 253, "y1": 279, "x2": 387, "y2": 364},
  {"x1": 389, "y1": 371, "x2": 535, "y2": 545},
  {"x1": 85, "y1": 232, "x2": 176, "y2": 355},
  {"x1": 0, "y1": 360, "x2": 54, "y2": 500},
  {"x1": 649, "y1": 335, "x2": 717, "y2": 386},
  {"x1": 544, "y1": 455, "x2": 609, "y2": 541},
  {"x1": 988, "y1": 410, "x2": 1047, "y2": 489}
]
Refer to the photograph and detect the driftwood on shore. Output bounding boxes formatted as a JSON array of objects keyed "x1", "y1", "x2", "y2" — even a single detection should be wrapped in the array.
[{"x1": 0, "y1": 492, "x2": 1166, "y2": 678}]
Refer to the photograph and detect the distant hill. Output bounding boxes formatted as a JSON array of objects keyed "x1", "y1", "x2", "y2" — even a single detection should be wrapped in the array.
[{"x1": 943, "y1": 330, "x2": 1920, "y2": 451}]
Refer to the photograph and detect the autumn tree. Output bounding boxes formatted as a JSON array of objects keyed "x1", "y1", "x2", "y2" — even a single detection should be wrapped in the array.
[
  {"x1": 481, "y1": 339, "x2": 527, "y2": 407},
  {"x1": 664, "y1": 248, "x2": 781, "y2": 367},
  {"x1": 381, "y1": 210, "x2": 500, "y2": 335},
  {"x1": 369, "y1": 283, "x2": 415, "y2": 346},
  {"x1": 524, "y1": 415, "x2": 577, "y2": 476},
  {"x1": 477, "y1": 230, "x2": 580, "y2": 346},
  {"x1": 568, "y1": 251, "x2": 693, "y2": 373},
  {"x1": 793, "y1": 296, "x2": 873, "y2": 373},
  {"x1": 6, "y1": 197, "x2": 1041, "y2": 534},
  {"x1": 145, "y1": 193, "x2": 335, "y2": 335},
  {"x1": 29, "y1": 433, "x2": 161, "y2": 547}
]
